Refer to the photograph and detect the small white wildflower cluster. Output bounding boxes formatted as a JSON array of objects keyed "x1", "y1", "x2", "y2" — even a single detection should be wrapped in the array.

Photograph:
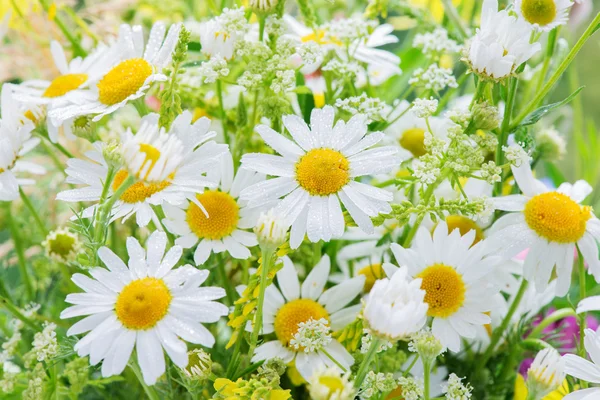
[
  {"x1": 414, "y1": 155, "x2": 442, "y2": 185},
  {"x1": 409, "y1": 64, "x2": 458, "y2": 93},
  {"x1": 414, "y1": 28, "x2": 461, "y2": 58},
  {"x1": 473, "y1": 196, "x2": 495, "y2": 223},
  {"x1": 412, "y1": 97, "x2": 438, "y2": 118},
  {"x1": 503, "y1": 144, "x2": 531, "y2": 167},
  {"x1": 218, "y1": 7, "x2": 250, "y2": 38},
  {"x1": 297, "y1": 41, "x2": 325, "y2": 67},
  {"x1": 360, "y1": 330, "x2": 393, "y2": 354},
  {"x1": 0, "y1": 362, "x2": 20, "y2": 394},
  {"x1": 22, "y1": 363, "x2": 45, "y2": 400},
  {"x1": 198, "y1": 56, "x2": 230, "y2": 83},
  {"x1": 1, "y1": 304, "x2": 39, "y2": 364},
  {"x1": 479, "y1": 161, "x2": 502, "y2": 184},
  {"x1": 28, "y1": 322, "x2": 59, "y2": 365},
  {"x1": 290, "y1": 318, "x2": 332, "y2": 353},
  {"x1": 324, "y1": 16, "x2": 375, "y2": 44},
  {"x1": 361, "y1": 371, "x2": 398, "y2": 399},
  {"x1": 397, "y1": 376, "x2": 424, "y2": 400},
  {"x1": 442, "y1": 374, "x2": 473, "y2": 400},
  {"x1": 322, "y1": 59, "x2": 363, "y2": 80},
  {"x1": 409, "y1": 329, "x2": 445, "y2": 364},
  {"x1": 535, "y1": 127, "x2": 567, "y2": 160},
  {"x1": 335, "y1": 94, "x2": 388, "y2": 122}
]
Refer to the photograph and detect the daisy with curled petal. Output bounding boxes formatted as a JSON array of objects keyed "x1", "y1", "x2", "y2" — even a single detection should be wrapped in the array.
[
  {"x1": 56, "y1": 112, "x2": 227, "y2": 227},
  {"x1": 239, "y1": 106, "x2": 399, "y2": 249},
  {"x1": 11, "y1": 40, "x2": 118, "y2": 142},
  {"x1": 0, "y1": 85, "x2": 45, "y2": 201},
  {"x1": 515, "y1": 0, "x2": 574, "y2": 32},
  {"x1": 383, "y1": 222, "x2": 502, "y2": 352},
  {"x1": 60, "y1": 231, "x2": 229, "y2": 385},
  {"x1": 162, "y1": 151, "x2": 266, "y2": 265},
  {"x1": 50, "y1": 22, "x2": 181, "y2": 124},
  {"x1": 562, "y1": 328, "x2": 600, "y2": 400},
  {"x1": 487, "y1": 150, "x2": 600, "y2": 296},
  {"x1": 251, "y1": 255, "x2": 364, "y2": 380}
]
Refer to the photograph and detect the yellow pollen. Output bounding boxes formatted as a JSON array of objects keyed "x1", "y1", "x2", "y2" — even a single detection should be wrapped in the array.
[
  {"x1": 274, "y1": 299, "x2": 330, "y2": 347},
  {"x1": 319, "y1": 376, "x2": 345, "y2": 393},
  {"x1": 97, "y1": 58, "x2": 152, "y2": 106},
  {"x1": 112, "y1": 170, "x2": 171, "y2": 204},
  {"x1": 357, "y1": 263, "x2": 385, "y2": 292},
  {"x1": 186, "y1": 190, "x2": 240, "y2": 240},
  {"x1": 313, "y1": 92, "x2": 325, "y2": 108},
  {"x1": 301, "y1": 30, "x2": 342, "y2": 46},
  {"x1": 23, "y1": 110, "x2": 39, "y2": 123},
  {"x1": 444, "y1": 215, "x2": 485, "y2": 246},
  {"x1": 115, "y1": 277, "x2": 172, "y2": 330},
  {"x1": 520, "y1": 0, "x2": 557, "y2": 26},
  {"x1": 43, "y1": 73, "x2": 88, "y2": 98},
  {"x1": 295, "y1": 148, "x2": 350, "y2": 196},
  {"x1": 417, "y1": 264, "x2": 466, "y2": 318},
  {"x1": 524, "y1": 192, "x2": 591, "y2": 243},
  {"x1": 399, "y1": 128, "x2": 427, "y2": 157}
]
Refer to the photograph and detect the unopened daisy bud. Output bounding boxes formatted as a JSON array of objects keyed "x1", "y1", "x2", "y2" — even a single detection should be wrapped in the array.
[
  {"x1": 290, "y1": 318, "x2": 332, "y2": 353},
  {"x1": 471, "y1": 101, "x2": 500, "y2": 131},
  {"x1": 308, "y1": 366, "x2": 355, "y2": 400},
  {"x1": 254, "y1": 209, "x2": 287, "y2": 250},
  {"x1": 396, "y1": 376, "x2": 424, "y2": 400},
  {"x1": 42, "y1": 228, "x2": 82, "y2": 263},
  {"x1": 71, "y1": 116, "x2": 95, "y2": 140},
  {"x1": 182, "y1": 349, "x2": 213, "y2": 379},
  {"x1": 408, "y1": 329, "x2": 445, "y2": 364},
  {"x1": 363, "y1": 267, "x2": 428, "y2": 342},
  {"x1": 412, "y1": 97, "x2": 438, "y2": 118},
  {"x1": 250, "y1": 0, "x2": 279, "y2": 13},
  {"x1": 102, "y1": 141, "x2": 124, "y2": 170},
  {"x1": 535, "y1": 127, "x2": 566, "y2": 161},
  {"x1": 442, "y1": 373, "x2": 473, "y2": 400},
  {"x1": 362, "y1": 371, "x2": 398, "y2": 399},
  {"x1": 526, "y1": 348, "x2": 565, "y2": 398},
  {"x1": 258, "y1": 357, "x2": 287, "y2": 379}
]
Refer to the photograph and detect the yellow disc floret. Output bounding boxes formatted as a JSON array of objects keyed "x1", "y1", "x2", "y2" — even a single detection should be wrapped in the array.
[
  {"x1": 357, "y1": 263, "x2": 385, "y2": 292},
  {"x1": 399, "y1": 128, "x2": 426, "y2": 157},
  {"x1": 319, "y1": 376, "x2": 345, "y2": 394},
  {"x1": 520, "y1": 0, "x2": 557, "y2": 26},
  {"x1": 444, "y1": 215, "x2": 485, "y2": 246},
  {"x1": 112, "y1": 169, "x2": 171, "y2": 204},
  {"x1": 274, "y1": 299, "x2": 330, "y2": 346},
  {"x1": 417, "y1": 264, "x2": 466, "y2": 318},
  {"x1": 97, "y1": 58, "x2": 153, "y2": 106},
  {"x1": 295, "y1": 148, "x2": 350, "y2": 196},
  {"x1": 43, "y1": 73, "x2": 88, "y2": 98},
  {"x1": 186, "y1": 190, "x2": 240, "y2": 240},
  {"x1": 115, "y1": 277, "x2": 172, "y2": 330},
  {"x1": 524, "y1": 192, "x2": 591, "y2": 243}
]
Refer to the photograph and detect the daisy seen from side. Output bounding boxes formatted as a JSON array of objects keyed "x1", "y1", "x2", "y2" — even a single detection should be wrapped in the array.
[
  {"x1": 251, "y1": 255, "x2": 364, "y2": 380},
  {"x1": 60, "y1": 231, "x2": 229, "y2": 385},
  {"x1": 240, "y1": 106, "x2": 399, "y2": 249}
]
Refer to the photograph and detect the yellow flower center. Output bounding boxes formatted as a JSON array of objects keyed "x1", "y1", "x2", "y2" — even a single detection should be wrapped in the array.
[
  {"x1": 112, "y1": 169, "x2": 171, "y2": 204},
  {"x1": 318, "y1": 376, "x2": 345, "y2": 394},
  {"x1": 48, "y1": 233, "x2": 76, "y2": 258},
  {"x1": 520, "y1": 0, "x2": 557, "y2": 26},
  {"x1": 295, "y1": 148, "x2": 350, "y2": 196},
  {"x1": 524, "y1": 192, "x2": 592, "y2": 243},
  {"x1": 357, "y1": 263, "x2": 385, "y2": 292},
  {"x1": 115, "y1": 277, "x2": 172, "y2": 330},
  {"x1": 301, "y1": 30, "x2": 342, "y2": 46},
  {"x1": 386, "y1": 387, "x2": 403, "y2": 400},
  {"x1": 186, "y1": 190, "x2": 240, "y2": 240},
  {"x1": 274, "y1": 299, "x2": 330, "y2": 347},
  {"x1": 417, "y1": 264, "x2": 466, "y2": 318},
  {"x1": 43, "y1": 73, "x2": 88, "y2": 98},
  {"x1": 97, "y1": 58, "x2": 153, "y2": 106},
  {"x1": 399, "y1": 128, "x2": 426, "y2": 157},
  {"x1": 444, "y1": 215, "x2": 484, "y2": 246}
]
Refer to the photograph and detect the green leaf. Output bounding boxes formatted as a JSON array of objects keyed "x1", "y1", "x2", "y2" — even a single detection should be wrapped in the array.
[
  {"x1": 544, "y1": 161, "x2": 566, "y2": 187},
  {"x1": 517, "y1": 86, "x2": 584, "y2": 128},
  {"x1": 292, "y1": 86, "x2": 313, "y2": 95}
]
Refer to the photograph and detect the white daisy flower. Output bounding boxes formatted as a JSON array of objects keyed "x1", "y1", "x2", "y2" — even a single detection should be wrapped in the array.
[
  {"x1": 0, "y1": 85, "x2": 45, "y2": 201},
  {"x1": 527, "y1": 348, "x2": 566, "y2": 398},
  {"x1": 60, "y1": 231, "x2": 228, "y2": 385},
  {"x1": 487, "y1": 151, "x2": 600, "y2": 296},
  {"x1": 11, "y1": 41, "x2": 117, "y2": 142},
  {"x1": 350, "y1": 23, "x2": 401, "y2": 79},
  {"x1": 515, "y1": 0, "x2": 574, "y2": 32},
  {"x1": 162, "y1": 151, "x2": 265, "y2": 265},
  {"x1": 50, "y1": 22, "x2": 181, "y2": 124},
  {"x1": 384, "y1": 222, "x2": 502, "y2": 352},
  {"x1": 251, "y1": 255, "x2": 364, "y2": 380},
  {"x1": 467, "y1": 0, "x2": 541, "y2": 80},
  {"x1": 308, "y1": 366, "x2": 355, "y2": 400},
  {"x1": 562, "y1": 328, "x2": 600, "y2": 399},
  {"x1": 57, "y1": 112, "x2": 227, "y2": 227},
  {"x1": 239, "y1": 106, "x2": 399, "y2": 249}
]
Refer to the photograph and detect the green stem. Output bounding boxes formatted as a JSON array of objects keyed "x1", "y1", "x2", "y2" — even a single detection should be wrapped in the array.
[
  {"x1": 93, "y1": 175, "x2": 134, "y2": 249},
  {"x1": 216, "y1": 80, "x2": 230, "y2": 146},
  {"x1": 258, "y1": 15, "x2": 266, "y2": 41},
  {"x1": 479, "y1": 279, "x2": 528, "y2": 368},
  {"x1": 217, "y1": 256, "x2": 236, "y2": 305},
  {"x1": 129, "y1": 361, "x2": 160, "y2": 400},
  {"x1": 577, "y1": 244, "x2": 587, "y2": 358},
  {"x1": 19, "y1": 188, "x2": 48, "y2": 235},
  {"x1": 533, "y1": 28, "x2": 559, "y2": 103},
  {"x1": 248, "y1": 248, "x2": 274, "y2": 357},
  {"x1": 6, "y1": 204, "x2": 35, "y2": 299},
  {"x1": 0, "y1": 296, "x2": 41, "y2": 330},
  {"x1": 38, "y1": 0, "x2": 87, "y2": 57},
  {"x1": 527, "y1": 308, "x2": 576, "y2": 339},
  {"x1": 403, "y1": 354, "x2": 420, "y2": 377},
  {"x1": 511, "y1": 12, "x2": 600, "y2": 129},
  {"x1": 469, "y1": 79, "x2": 488, "y2": 109},
  {"x1": 423, "y1": 359, "x2": 431, "y2": 400},
  {"x1": 320, "y1": 347, "x2": 347, "y2": 372},
  {"x1": 354, "y1": 337, "x2": 380, "y2": 389},
  {"x1": 441, "y1": 0, "x2": 469, "y2": 40},
  {"x1": 494, "y1": 76, "x2": 518, "y2": 196},
  {"x1": 226, "y1": 328, "x2": 244, "y2": 379}
]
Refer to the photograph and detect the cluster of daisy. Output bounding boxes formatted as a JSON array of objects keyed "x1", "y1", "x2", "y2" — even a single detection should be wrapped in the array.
[{"x1": 1, "y1": 0, "x2": 600, "y2": 399}]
